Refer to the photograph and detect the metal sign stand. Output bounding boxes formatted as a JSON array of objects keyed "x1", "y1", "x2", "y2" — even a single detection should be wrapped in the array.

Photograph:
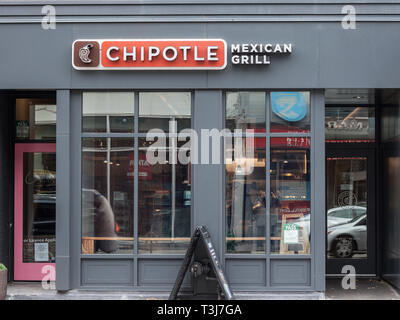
[{"x1": 169, "y1": 225, "x2": 234, "y2": 300}]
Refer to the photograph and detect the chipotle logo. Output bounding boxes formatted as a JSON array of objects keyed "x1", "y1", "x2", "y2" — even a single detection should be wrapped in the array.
[
  {"x1": 73, "y1": 40, "x2": 100, "y2": 68},
  {"x1": 72, "y1": 39, "x2": 227, "y2": 70}
]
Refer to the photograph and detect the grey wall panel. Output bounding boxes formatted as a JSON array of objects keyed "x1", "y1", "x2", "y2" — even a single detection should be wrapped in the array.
[
  {"x1": 69, "y1": 22, "x2": 400, "y2": 89},
  {"x1": 2, "y1": 2, "x2": 400, "y2": 23},
  {"x1": 226, "y1": 259, "x2": 266, "y2": 287},
  {"x1": 69, "y1": 91, "x2": 82, "y2": 290},
  {"x1": 0, "y1": 24, "x2": 72, "y2": 89},
  {"x1": 270, "y1": 259, "x2": 311, "y2": 286},
  {"x1": 193, "y1": 90, "x2": 223, "y2": 261},
  {"x1": 0, "y1": 22, "x2": 400, "y2": 89},
  {"x1": 138, "y1": 259, "x2": 191, "y2": 286},
  {"x1": 56, "y1": 90, "x2": 71, "y2": 290},
  {"x1": 81, "y1": 259, "x2": 134, "y2": 286},
  {"x1": 318, "y1": 23, "x2": 400, "y2": 88},
  {"x1": 312, "y1": 90, "x2": 326, "y2": 291},
  {"x1": 206, "y1": 22, "x2": 319, "y2": 89}
]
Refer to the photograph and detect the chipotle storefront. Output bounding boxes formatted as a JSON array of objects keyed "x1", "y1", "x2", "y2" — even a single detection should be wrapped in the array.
[{"x1": 0, "y1": 1, "x2": 399, "y2": 294}]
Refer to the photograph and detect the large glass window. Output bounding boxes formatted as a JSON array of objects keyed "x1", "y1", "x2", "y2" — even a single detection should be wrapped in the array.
[
  {"x1": 138, "y1": 138, "x2": 191, "y2": 254},
  {"x1": 225, "y1": 91, "x2": 311, "y2": 256},
  {"x1": 82, "y1": 92, "x2": 134, "y2": 133},
  {"x1": 82, "y1": 138, "x2": 134, "y2": 254},
  {"x1": 81, "y1": 91, "x2": 191, "y2": 255},
  {"x1": 270, "y1": 138, "x2": 311, "y2": 254},
  {"x1": 325, "y1": 89, "x2": 375, "y2": 143},
  {"x1": 139, "y1": 92, "x2": 191, "y2": 133},
  {"x1": 225, "y1": 137, "x2": 266, "y2": 254},
  {"x1": 326, "y1": 157, "x2": 367, "y2": 259},
  {"x1": 226, "y1": 92, "x2": 266, "y2": 131},
  {"x1": 16, "y1": 98, "x2": 56, "y2": 140},
  {"x1": 270, "y1": 92, "x2": 310, "y2": 133},
  {"x1": 325, "y1": 89, "x2": 375, "y2": 105},
  {"x1": 325, "y1": 106, "x2": 375, "y2": 142}
]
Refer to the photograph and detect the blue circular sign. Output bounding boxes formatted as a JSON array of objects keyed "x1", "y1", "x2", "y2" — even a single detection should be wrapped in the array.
[{"x1": 271, "y1": 92, "x2": 307, "y2": 122}]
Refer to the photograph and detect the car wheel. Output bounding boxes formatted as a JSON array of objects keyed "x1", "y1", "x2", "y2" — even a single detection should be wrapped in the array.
[{"x1": 333, "y1": 236, "x2": 354, "y2": 258}]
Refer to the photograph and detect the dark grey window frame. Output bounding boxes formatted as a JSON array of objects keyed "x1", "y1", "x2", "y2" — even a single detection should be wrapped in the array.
[
  {"x1": 58, "y1": 89, "x2": 325, "y2": 292},
  {"x1": 75, "y1": 90, "x2": 195, "y2": 290},
  {"x1": 222, "y1": 90, "x2": 325, "y2": 291}
]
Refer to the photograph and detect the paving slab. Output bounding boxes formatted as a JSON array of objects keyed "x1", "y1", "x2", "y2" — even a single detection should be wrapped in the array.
[{"x1": 325, "y1": 278, "x2": 400, "y2": 300}]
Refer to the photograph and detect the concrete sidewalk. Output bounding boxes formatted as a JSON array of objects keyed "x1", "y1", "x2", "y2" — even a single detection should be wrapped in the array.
[
  {"x1": 4, "y1": 279, "x2": 399, "y2": 300},
  {"x1": 5, "y1": 282, "x2": 323, "y2": 300},
  {"x1": 6, "y1": 282, "x2": 169, "y2": 300}
]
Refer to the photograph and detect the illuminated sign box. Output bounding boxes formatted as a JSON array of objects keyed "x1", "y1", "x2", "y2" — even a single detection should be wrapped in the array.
[{"x1": 73, "y1": 39, "x2": 227, "y2": 70}]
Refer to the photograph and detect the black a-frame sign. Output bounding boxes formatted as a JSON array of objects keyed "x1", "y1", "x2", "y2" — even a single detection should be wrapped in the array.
[{"x1": 169, "y1": 225, "x2": 235, "y2": 300}]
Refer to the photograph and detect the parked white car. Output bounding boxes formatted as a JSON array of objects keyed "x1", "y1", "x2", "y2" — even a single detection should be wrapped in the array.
[
  {"x1": 289, "y1": 205, "x2": 366, "y2": 237},
  {"x1": 327, "y1": 205, "x2": 366, "y2": 227},
  {"x1": 327, "y1": 214, "x2": 367, "y2": 258}
]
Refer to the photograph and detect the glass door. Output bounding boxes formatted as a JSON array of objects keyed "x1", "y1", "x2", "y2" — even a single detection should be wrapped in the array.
[
  {"x1": 14, "y1": 143, "x2": 56, "y2": 281},
  {"x1": 326, "y1": 149, "x2": 376, "y2": 275}
]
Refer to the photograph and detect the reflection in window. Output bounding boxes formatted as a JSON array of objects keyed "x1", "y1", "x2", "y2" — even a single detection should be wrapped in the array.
[
  {"x1": 226, "y1": 92, "x2": 266, "y2": 132},
  {"x1": 270, "y1": 92, "x2": 310, "y2": 133},
  {"x1": 326, "y1": 158, "x2": 367, "y2": 259},
  {"x1": 138, "y1": 138, "x2": 191, "y2": 254},
  {"x1": 139, "y1": 92, "x2": 191, "y2": 133},
  {"x1": 16, "y1": 98, "x2": 56, "y2": 140},
  {"x1": 325, "y1": 106, "x2": 375, "y2": 142},
  {"x1": 82, "y1": 92, "x2": 134, "y2": 133},
  {"x1": 81, "y1": 138, "x2": 134, "y2": 254},
  {"x1": 270, "y1": 137, "x2": 311, "y2": 254},
  {"x1": 225, "y1": 137, "x2": 266, "y2": 253}
]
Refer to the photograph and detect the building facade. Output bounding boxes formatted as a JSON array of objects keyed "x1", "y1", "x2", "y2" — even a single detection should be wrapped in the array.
[{"x1": 0, "y1": 1, "x2": 399, "y2": 294}]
